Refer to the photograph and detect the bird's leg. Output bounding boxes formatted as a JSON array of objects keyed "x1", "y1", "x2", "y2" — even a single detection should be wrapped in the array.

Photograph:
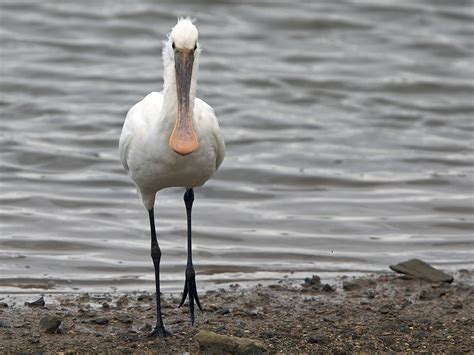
[
  {"x1": 178, "y1": 188, "x2": 203, "y2": 325},
  {"x1": 147, "y1": 208, "x2": 172, "y2": 339}
]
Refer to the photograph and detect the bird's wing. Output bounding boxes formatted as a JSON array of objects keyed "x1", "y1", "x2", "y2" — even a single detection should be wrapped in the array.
[
  {"x1": 195, "y1": 98, "x2": 226, "y2": 170},
  {"x1": 119, "y1": 92, "x2": 163, "y2": 172}
]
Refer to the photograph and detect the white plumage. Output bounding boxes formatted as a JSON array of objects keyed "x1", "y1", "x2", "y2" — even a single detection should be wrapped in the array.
[
  {"x1": 118, "y1": 18, "x2": 226, "y2": 335},
  {"x1": 119, "y1": 19, "x2": 225, "y2": 210}
]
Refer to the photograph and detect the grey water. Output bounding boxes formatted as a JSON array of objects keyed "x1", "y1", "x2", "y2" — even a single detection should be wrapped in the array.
[{"x1": 1, "y1": 0, "x2": 473, "y2": 293}]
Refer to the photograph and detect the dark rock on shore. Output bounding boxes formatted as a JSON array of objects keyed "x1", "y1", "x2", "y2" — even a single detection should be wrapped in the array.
[
  {"x1": 25, "y1": 296, "x2": 45, "y2": 308},
  {"x1": 195, "y1": 330, "x2": 267, "y2": 354},
  {"x1": 303, "y1": 275, "x2": 321, "y2": 287},
  {"x1": 390, "y1": 259, "x2": 454, "y2": 283},
  {"x1": 89, "y1": 317, "x2": 109, "y2": 325},
  {"x1": 39, "y1": 315, "x2": 61, "y2": 334}
]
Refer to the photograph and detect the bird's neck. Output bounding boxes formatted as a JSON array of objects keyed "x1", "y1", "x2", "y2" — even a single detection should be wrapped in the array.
[{"x1": 160, "y1": 58, "x2": 199, "y2": 126}]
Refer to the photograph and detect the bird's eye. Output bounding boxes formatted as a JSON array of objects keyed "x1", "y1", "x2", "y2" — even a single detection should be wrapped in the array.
[
  {"x1": 194, "y1": 43, "x2": 197, "y2": 51},
  {"x1": 172, "y1": 42, "x2": 175, "y2": 49}
]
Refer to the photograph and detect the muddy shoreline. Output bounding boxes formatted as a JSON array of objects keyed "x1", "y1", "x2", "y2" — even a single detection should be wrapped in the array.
[{"x1": 1, "y1": 270, "x2": 472, "y2": 353}]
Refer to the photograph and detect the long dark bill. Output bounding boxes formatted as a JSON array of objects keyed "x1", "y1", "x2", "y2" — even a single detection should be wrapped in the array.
[{"x1": 169, "y1": 49, "x2": 199, "y2": 156}]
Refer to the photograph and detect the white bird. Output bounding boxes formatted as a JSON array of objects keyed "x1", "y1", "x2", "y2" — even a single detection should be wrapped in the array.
[{"x1": 119, "y1": 18, "x2": 225, "y2": 338}]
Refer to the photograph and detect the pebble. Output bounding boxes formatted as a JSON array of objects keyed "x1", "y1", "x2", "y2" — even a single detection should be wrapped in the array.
[
  {"x1": 90, "y1": 317, "x2": 109, "y2": 325},
  {"x1": 115, "y1": 315, "x2": 133, "y2": 324},
  {"x1": 303, "y1": 275, "x2": 321, "y2": 287},
  {"x1": 419, "y1": 289, "x2": 446, "y2": 301},
  {"x1": 308, "y1": 333, "x2": 328, "y2": 344},
  {"x1": 116, "y1": 296, "x2": 129, "y2": 308},
  {"x1": 195, "y1": 330, "x2": 267, "y2": 354},
  {"x1": 25, "y1": 296, "x2": 45, "y2": 308},
  {"x1": 322, "y1": 284, "x2": 335, "y2": 292},
  {"x1": 39, "y1": 315, "x2": 62, "y2": 334}
]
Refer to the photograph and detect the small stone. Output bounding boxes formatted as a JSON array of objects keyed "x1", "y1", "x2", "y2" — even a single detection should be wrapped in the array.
[
  {"x1": 25, "y1": 296, "x2": 45, "y2": 307},
  {"x1": 116, "y1": 296, "x2": 128, "y2": 307},
  {"x1": 390, "y1": 259, "x2": 453, "y2": 283},
  {"x1": 39, "y1": 315, "x2": 61, "y2": 334},
  {"x1": 379, "y1": 304, "x2": 392, "y2": 314},
  {"x1": 308, "y1": 333, "x2": 328, "y2": 344},
  {"x1": 137, "y1": 294, "x2": 152, "y2": 302},
  {"x1": 195, "y1": 330, "x2": 267, "y2": 354},
  {"x1": 0, "y1": 302, "x2": 9, "y2": 308},
  {"x1": 118, "y1": 331, "x2": 138, "y2": 342},
  {"x1": 303, "y1": 275, "x2": 321, "y2": 287},
  {"x1": 419, "y1": 289, "x2": 446, "y2": 301},
  {"x1": 216, "y1": 308, "x2": 230, "y2": 315},
  {"x1": 261, "y1": 330, "x2": 275, "y2": 338},
  {"x1": 115, "y1": 314, "x2": 133, "y2": 324},
  {"x1": 90, "y1": 317, "x2": 109, "y2": 325},
  {"x1": 75, "y1": 325, "x2": 101, "y2": 336},
  {"x1": 322, "y1": 284, "x2": 335, "y2": 292},
  {"x1": 0, "y1": 320, "x2": 7, "y2": 327},
  {"x1": 380, "y1": 335, "x2": 395, "y2": 346},
  {"x1": 102, "y1": 302, "x2": 110, "y2": 309}
]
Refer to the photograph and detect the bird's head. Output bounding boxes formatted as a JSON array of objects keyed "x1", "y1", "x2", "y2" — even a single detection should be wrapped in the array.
[{"x1": 167, "y1": 18, "x2": 200, "y2": 156}]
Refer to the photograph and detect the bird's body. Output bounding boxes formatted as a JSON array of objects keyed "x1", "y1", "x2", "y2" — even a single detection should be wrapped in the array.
[
  {"x1": 119, "y1": 92, "x2": 224, "y2": 209},
  {"x1": 118, "y1": 18, "x2": 225, "y2": 337}
]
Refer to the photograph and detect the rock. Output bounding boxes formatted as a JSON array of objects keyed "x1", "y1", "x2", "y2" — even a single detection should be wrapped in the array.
[
  {"x1": 380, "y1": 335, "x2": 395, "y2": 346},
  {"x1": 261, "y1": 330, "x2": 275, "y2": 338},
  {"x1": 115, "y1": 314, "x2": 133, "y2": 324},
  {"x1": 419, "y1": 289, "x2": 446, "y2": 300},
  {"x1": 322, "y1": 284, "x2": 335, "y2": 292},
  {"x1": 390, "y1": 259, "x2": 453, "y2": 283},
  {"x1": 0, "y1": 320, "x2": 7, "y2": 327},
  {"x1": 74, "y1": 325, "x2": 102, "y2": 336},
  {"x1": 308, "y1": 333, "x2": 328, "y2": 344},
  {"x1": 378, "y1": 304, "x2": 392, "y2": 314},
  {"x1": 195, "y1": 330, "x2": 267, "y2": 354},
  {"x1": 303, "y1": 275, "x2": 321, "y2": 287},
  {"x1": 137, "y1": 293, "x2": 152, "y2": 302},
  {"x1": 25, "y1": 296, "x2": 45, "y2": 307},
  {"x1": 0, "y1": 302, "x2": 9, "y2": 308},
  {"x1": 116, "y1": 295, "x2": 128, "y2": 308},
  {"x1": 118, "y1": 331, "x2": 138, "y2": 342},
  {"x1": 39, "y1": 315, "x2": 61, "y2": 334},
  {"x1": 216, "y1": 308, "x2": 230, "y2": 315},
  {"x1": 90, "y1": 317, "x2": 109, "y2": 325}
]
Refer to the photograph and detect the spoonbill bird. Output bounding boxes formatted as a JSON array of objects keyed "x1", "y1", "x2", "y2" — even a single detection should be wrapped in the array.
[{"x1": 119, "y1": 18, "x2": 225, "y2": 338}]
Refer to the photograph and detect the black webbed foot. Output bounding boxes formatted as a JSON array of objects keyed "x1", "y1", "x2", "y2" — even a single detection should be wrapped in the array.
[
  {"x1": 178, "y1": 267, "x2": 203, "y2": 325},
  {"x1": 146, "y1": 324, "x2": 173, "y2": 340}
]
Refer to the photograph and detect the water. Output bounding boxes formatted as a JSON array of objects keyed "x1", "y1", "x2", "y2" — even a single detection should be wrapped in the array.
[{"x1": 1, "y1": 0, "x2": 473, "y2": 293}]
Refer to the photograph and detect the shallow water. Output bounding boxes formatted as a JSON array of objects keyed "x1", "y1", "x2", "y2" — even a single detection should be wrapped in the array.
[{"x1": 0, "y1": 0, "x2": 473, "y2": 293}]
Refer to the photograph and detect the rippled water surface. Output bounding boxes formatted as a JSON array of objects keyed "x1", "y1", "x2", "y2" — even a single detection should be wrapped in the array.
[{"x1": 1, "y1": 0, "x2": 473, "y2": 293}]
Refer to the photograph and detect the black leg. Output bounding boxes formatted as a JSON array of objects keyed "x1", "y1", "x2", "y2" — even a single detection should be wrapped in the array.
[
  {"x1": 147, "y1": 208, "x2": 172, "y2": 339},
  {"x1": 178, "y1": 188, "x2": 203, "y2": 325}
]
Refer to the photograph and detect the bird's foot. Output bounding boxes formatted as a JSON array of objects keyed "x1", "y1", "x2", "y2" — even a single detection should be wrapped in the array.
[
  {"x1": 146, "y1": 324, "x2": 173, "y2": 340},
  {"x1": 178, "y1": 267, "x2": 203, "y2": 325}
]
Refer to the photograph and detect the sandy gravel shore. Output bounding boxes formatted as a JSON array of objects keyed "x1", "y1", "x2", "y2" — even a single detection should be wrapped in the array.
[{"x1": 1, "y1": 270, "x2": 472, "y2": 353}]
